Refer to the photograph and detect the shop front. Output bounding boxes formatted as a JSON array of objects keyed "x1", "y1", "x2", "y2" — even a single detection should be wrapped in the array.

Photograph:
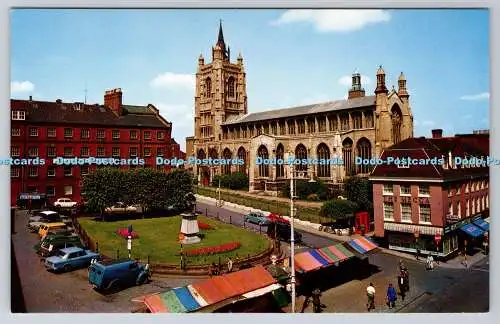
[{"x1": 444, "y1": 213, "x2": 488, "y2": 256}]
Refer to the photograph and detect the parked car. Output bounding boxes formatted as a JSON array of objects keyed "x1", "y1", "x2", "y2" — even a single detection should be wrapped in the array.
[
  {"x1": 35, "y1": 233, "x2": 81, "y2": 253},
  {"x1": 53, "y1": 198, "x2": 78, "y2": 208},
  {"x1": 88, "y1": 259, "x2": 151, "y2": 292},
  {"x1": 244, "y1": 212, "x2": 270, "y2": 226},
  {"x1": 267, "y1": 222, "x2": 303, "y2": 243},
  {"x1": 267, "y1": 213, "x2": 290, "y2": 224},
  {"x1": 44, "y1": 247, "x2": 99, "y2": 272},
  {"x1": 39, "y1": 238, "x2": 85, "y2": 258},
  {"x1": 38, "y1": 222, "x2": 68, "y2": 238},
  {"x1": 28, "y1": 211, "x2": 61, "y2": 233},
  {"x1": 105, "y1": 202, "x2": 138, "y2": 213}
]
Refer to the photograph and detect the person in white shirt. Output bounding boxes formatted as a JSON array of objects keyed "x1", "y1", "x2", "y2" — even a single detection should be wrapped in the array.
[{"x1": 366, "y1": 283, "x2": 376, "y2": 311}]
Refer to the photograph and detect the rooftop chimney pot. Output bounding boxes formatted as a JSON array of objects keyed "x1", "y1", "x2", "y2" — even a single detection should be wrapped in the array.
[{"x1": 432, "y1": 129, "x2": 443, "y2": 139}]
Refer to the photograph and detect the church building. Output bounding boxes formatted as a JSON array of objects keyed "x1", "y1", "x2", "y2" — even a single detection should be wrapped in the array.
[{"x1": 186, "y1": 22, "x2": 414, "y2": 195}]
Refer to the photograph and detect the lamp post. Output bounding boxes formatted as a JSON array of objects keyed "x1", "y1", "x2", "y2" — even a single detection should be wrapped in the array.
[{"x1": 288, "y1": 154, "x2": 315, "y2": 313}]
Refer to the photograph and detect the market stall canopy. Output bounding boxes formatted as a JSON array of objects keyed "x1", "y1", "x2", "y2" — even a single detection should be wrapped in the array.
[
  {"x1": 460, "y1": 223, "x2": 485, "y2": 238},
  {"x1": 472, "y1": 218, "x2": 489, "y2": 231},
  {"x1": 346, "y1": 237, "x2": 379, "y2": 255},
  {"x1": 135, "y1": 265, "x2": 277, "y2": 313},
  {"x1": 294, "y1": 243, "x2": 355, "y2": 273}
]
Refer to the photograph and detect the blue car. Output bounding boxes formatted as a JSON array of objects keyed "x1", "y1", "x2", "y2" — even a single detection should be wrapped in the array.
[
  {"x1": 44, "y1": 247, "x2": 99, "y2": 272},
  {"x1": 88, "y1": 259, "x2": 151, "y2": 292},
  {"x1": 244, "y1": 212, "x2": 270, "y2": 226}
]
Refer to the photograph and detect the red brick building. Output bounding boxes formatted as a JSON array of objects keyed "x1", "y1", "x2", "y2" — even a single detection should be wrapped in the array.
[
  {"x1": 369, "y1": 129, "x2": 489, "y2": 258},
  {"x1": 10, "y1": 88, "x2": 184, "y2": 206}
]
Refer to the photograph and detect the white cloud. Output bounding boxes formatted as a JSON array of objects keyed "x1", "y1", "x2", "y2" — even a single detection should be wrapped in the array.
[
  {"x1": 338, "y1": 75, "x2": 371, "y2": 87},
  {"x1": 459, "y1": 92, "x2": 490, "y2": 101},
  {"x1": 11, "y1": 81, "x2": 34, "y2": 93},
  {"x1": 150, "y1": 72, "x2": 195, "y2": 90},
  {"x1": 422, "y1": 120, "x2": 435, "y2": 126},
  {"x1": 271, "y1": 9, "x2": 391, "y2": 32}
]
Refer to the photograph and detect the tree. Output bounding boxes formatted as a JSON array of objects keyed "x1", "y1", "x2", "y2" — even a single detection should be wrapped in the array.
[
  {"x1": 343, "y1": 176, "x2": 373, "y2": 212},
  {"x1": 212, "y1": 172, "x2": 249, "y2": 190},
  {"x1": 81, "y1": 167, "x2": 125, "y2": 217},
  {"x1": 320, "y1": 199, "x2": 358, "y2": 220},
  {"x1": 281, "y1": 179, "x2": 328, "y2": 200},
  {"x1": 164, "y1": 169, "x2": 195, "y2": 210}
]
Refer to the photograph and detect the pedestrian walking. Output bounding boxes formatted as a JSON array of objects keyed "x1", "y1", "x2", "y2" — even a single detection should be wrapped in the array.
[
  {"x1": 386, "y1": 283, "x2": 397, "y2": 309},
  {"x1": 366, "y1": 283, "x2": 376, "y2": 311},
  {"x1": 312, "y1": 288, "x2": 322, "y2": 313},
  {"x1": 227, "y1": 257, "x2": 233, "y2": 273},
  {"x1": 398, "y1": 275, "x2": 406, "y2": 301},
  {"x1": 416, "y1": 248, "x2": 421, "y2": 260}
]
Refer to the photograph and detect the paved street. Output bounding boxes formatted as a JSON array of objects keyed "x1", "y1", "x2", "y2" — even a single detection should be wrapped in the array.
[
  {"x1": 196, "y1": 200, "x2": 489, "y2": 313},
  {"x1": 11, "y1": 210, "x2": 198, "y2": 313}
]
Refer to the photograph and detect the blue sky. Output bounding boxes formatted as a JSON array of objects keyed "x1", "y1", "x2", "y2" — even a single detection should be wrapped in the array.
[{"x1": 10, "y1": 9, "x2": 489, "y2": 150}]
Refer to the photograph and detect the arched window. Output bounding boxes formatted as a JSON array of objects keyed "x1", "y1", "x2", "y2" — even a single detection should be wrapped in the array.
[
  {"x1": 237, "y1": 147, "x2": 247, "y2": 174},
  {"x1": 356, "y1": 138, "x2": 372, "y2": 174},
  {"x1": 223, "y1": 148, "x2": 232, "y2": 175},
  {"x1": 258, "y1": 145, "x2": 269, "y2": 177},
  {"x1": 209, "y1": 148, "x2": 218, "y2": 159},
  {"x1": 197, "y1": 149, "x2": 206, "y2": 160},
  {"x1": 295, "y1": 144, "x2": 308, "y2": 172},
  {"x1": 276, "y1": 144, "x2": 285, "y2": 178},
  {"x1": 342, "y1": 138, "x2": 354, "y2": 176},
  {"x1": 391, "y1": 104, "x2": 402, "y2": 144},
  {"x1": 205, "y1": 77, "x2": 212, "y2": 98},
  {"x1": 317, "y1": 143, "x2": 331, "y2": 177},
  {"x1": 227, "y1": 77, "x2": 235, "y2": 98}
]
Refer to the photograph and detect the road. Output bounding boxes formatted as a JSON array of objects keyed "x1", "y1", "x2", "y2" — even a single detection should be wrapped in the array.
[
  {"x1": 11, "y1": 210, "x2": 198, "y2": 313},
  {"x1": 196, "y1": 200, "x2": 489, "y2": 313}
]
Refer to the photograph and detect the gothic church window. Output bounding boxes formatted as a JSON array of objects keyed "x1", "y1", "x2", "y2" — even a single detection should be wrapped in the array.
[
  {"x1": 391, "y1": 105, "x2": 403, "y2": 144},
  {"x1": 295, "y1": 144, "x2": 308, "y2": 172},
  {"x1": 227, "y1": 77, "x2": 235, "y2": 98},
  {"x1": 238, "y1": 147, "x2": 247, "y2": 174},
  {"x1": 276, "y1": 144, "x2": 285, "y2": 178},
  {"x1": 223, "y1": 148, "x2": 232, "y2": 175},
  {"x1": 258, "y1": 145, "x2": 269, "y2": 177},
  {"x1": 356, "y1": 138, "x2": 372, "y2": 174},
  {"x1": 343, "y1": 138, "x2": 354, "y2": 176},
  {"x1": 317, "y1": 143, "x2": 331, "y2": 177},
  {"x1": 205, "y1": 77, "x2": 212, "y2": 98}
]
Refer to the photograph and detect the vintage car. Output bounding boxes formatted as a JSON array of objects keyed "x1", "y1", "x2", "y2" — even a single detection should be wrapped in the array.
[
  {"x1": 244, "y1": 212, "x2": 270, "y2": 226},
  {"x1": 88, "y1": 259, "x2": 151, "y2": 292},
  {"x1": 38, "y1": 222, "x2": 68, "y2": 238},
  {"x1": 35, "y1": 233, "x2": 81, "y2": 253},
  {"x1": 267, "y1": 222, "x2": 303, "y2": 243},
  {"x1": 28, "y1": 211, "x2": 61, "y2": 232},
  {"x1": 53, "y1": 198, "x2": 78, "y2": 208},
  {"x1": 39, "y1": 239, "x2": 84, "y2": 258},
  {"x1": 44, "y1": 247, "x2": 99, "y2": 272},
  {"x1": 105, "y1": 202, "x2": 139, "y2": 213}
]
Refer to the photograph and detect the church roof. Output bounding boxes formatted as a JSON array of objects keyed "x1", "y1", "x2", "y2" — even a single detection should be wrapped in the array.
[{"x1": 223, "y1": 95, "x2": 376, "y2": 125}]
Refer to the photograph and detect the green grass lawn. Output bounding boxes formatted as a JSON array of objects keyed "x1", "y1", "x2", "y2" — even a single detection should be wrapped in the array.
[{"x1": 78, "y1": 216, "x2": 270, "y2": 266}]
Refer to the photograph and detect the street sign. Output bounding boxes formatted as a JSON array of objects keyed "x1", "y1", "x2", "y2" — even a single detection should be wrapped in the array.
[
  {"x1": 434, "y1": 232, "x2": 442, "y2": 243},
  {"x1": 128, "y1": 224, "x2": 133, "y2": 235}
]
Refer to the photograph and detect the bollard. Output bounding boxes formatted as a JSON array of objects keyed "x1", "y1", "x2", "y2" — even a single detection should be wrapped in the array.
[
  {"x1": 96, "y1": 242, "x2": 99, "y2": 253},
  {"x1": 230, "y1": 215, "x2": 232, "y2": 224},
  {"x1": 205, "y1": 208, "x2": 208, "y2": 217},
  {"x1": 117, "y1": 249, "x2": 119, "y2": 259},
  {"x1": 147, "y1": 255, "x2": 150, "y2": 265},
  {"x1": 259, "y1": 225, "x2": 261, "y2": 234}
]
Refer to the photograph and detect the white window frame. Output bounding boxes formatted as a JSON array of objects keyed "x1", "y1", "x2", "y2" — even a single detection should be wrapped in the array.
[
  {"x1": 383, "y1": 184, "x2": 393, "y2": 195},
  {"x1": 97, "y1": 147, "x2": 105, "y2": 157},
  {"x1": 64, "y1": 166, "x2": 72, "y2": 177},
  {"x1": 64, "y1": 128, "x2": 73, "y2": 138},
  {"x1": 81, "y1": 166, "x2": 89, "y2": 176},
  {"x1": 400, "y1": 203, "x2": 412, "y2": 223},
  {"x1": 47, "y1": 166, "x2": 56, "y2": 177},
  {"x1": 47, "y1": 128, "x2": 56, "y2": 138},
  {"x1": 11, "y1": 128, "x2": 20, "y2": 136},
  {"x1": 64, "y1": 186, "x2": 73, "y2": 195},
  {"x1": 29, "y1": 127, "x2": 39, "y2": 137},
  {"x1": 81, "y1": 129, "x2": 90, "y2": 139},
  {"x1": 130, "y1": 130, "x2": 138, "y2": 140},
  {"x1": 157, "y1": 131, "x2": 165, "y2": 140},
  {"x1": 80, "y1": 147, "x2": 89, "y2": 157},
  {"x1": 112, "y1": 130, "x2": 120, "y2": 139},
  {"x1": 400, "y1": 185, "x2": 411, "y2": 196},
  {"x1": 11, "y1": 147, "x2": 20, "y2": 157},
  {"x1": 129, "y1": 147, "x2": 138, "y2": 157},
  {"x1": 112, "y1": 147, "x2": 120, "y2": 157},
  {"x1": 144, "y1": 131, "x2": 152, "y2": 140},
  {"x1": 418, "y1": 204, "x2": 431, "y2": 224},
  {"x1": 418, "y1": 185, "x2": 430, "y2": 197},
  {"x1": 47, "y1": 147, "x2": 56, "y2": 157},
  {"x1": 144, "y1": 148, "x2": 152, "y2": 157},
  {"x1": 383, "y1": 202, "x2": 394, "y2": 221},
  {"x1": 97, "y1": 129, "x2": 105, "y2": 139},
  {"x1": 11, "y1": 110, "x2": 26, "y2": 120},
  {"x1": 11, "y1": 167, "x2": 20, "y2": 178},
  {"x1": 157, "y1": 148, "x2": 164, "y2": 157},
  {"x1": 28, "y1": 167, "x2": 38, "y2": 177},
  {"x1": 64, "y1": 147, "x2": 73, "y2": 157},
  {"x1": 46, "y1": 186, "x2": 56, "y2": 197},
  {"x1": 28, "y1": 147, "x2": 38, "y2": 157}
]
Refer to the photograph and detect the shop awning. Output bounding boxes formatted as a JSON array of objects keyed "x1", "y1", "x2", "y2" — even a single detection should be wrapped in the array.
[
  {"x1": 136, "y1": 265, "x2": 276, "y2": 313},
  {"x1": 460, "y1": 223, "x2": 485, "y2": 237},
  {"x1": 473, "y1": 218, "x2": 489, "y2": 231},
  {"x1": 294, "y1": 251, "x2": 324, "y2": 272},
  {"x1": 484, "y1": 217, "x2": 491, "y2": 224},
  {"x1": 346, "y1": 237, "x2": 378, "y2": 254},
  {"x1": 295, "y1": 243, "x2": 356, "y2": 273},
  {"x1": 241, "y1": 283, "x2": 282, "y2": 299}
]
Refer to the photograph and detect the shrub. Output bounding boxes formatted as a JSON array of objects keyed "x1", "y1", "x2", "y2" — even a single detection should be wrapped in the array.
[
  {"x1": 281, "y1": 179, "x2": 328, "y2": 200},
  {"x1": 184, "y1": 242, "x2": 241, "y2": 256},
  {"x1": 320, "y1": 199, "x2": 359, "y2": 220},
  {"x1": 212, "y1": 172, "x2": 249, "y2": 190},
  {"x1": 115, "y1": 228, "x2": 139, "y2": 239},
  {"x1": 197, "y1": 220, "x2": 213, "y2": 230}
]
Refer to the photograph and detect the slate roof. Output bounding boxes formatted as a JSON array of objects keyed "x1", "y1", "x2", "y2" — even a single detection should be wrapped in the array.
[
  {"x1": 11, "y1": 99, "x2": 171, "y2": 128},
  {"x1": 222, "y1": 95, "x2": 376, "y2": 125},
  {"x1": 370, "y1": 135, "x2": 490, "y2": 180}
]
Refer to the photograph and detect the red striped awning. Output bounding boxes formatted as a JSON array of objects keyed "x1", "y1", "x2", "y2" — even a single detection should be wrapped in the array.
[{"x1": 294, "y1": 251, "x2": 323, "y2": 272}]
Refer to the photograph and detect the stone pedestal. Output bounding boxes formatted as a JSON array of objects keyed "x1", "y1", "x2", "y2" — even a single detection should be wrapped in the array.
[{"x1": 180, "y1": 213, "x2": 200, "y2": 245}]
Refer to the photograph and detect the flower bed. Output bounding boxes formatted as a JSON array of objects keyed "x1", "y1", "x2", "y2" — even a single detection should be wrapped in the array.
[
  {"x1": 115, "y1": 228, "x2": 139, "y2": 239},
  {"x1": 197, "y1": 220, "x2": 212, "y2": 230},
  {"x1": 184, "y1": 242, "x2": 241, "y2": 256}
]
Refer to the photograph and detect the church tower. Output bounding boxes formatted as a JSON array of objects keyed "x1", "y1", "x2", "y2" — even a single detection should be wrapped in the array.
[{"x1": 194, "y1": 21, "x2": 247, "y2": 145}]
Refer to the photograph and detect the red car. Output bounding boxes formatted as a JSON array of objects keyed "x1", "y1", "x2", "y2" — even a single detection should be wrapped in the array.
[{"x1": 267, "y1": 213, "x2": 290, "y2": 224}]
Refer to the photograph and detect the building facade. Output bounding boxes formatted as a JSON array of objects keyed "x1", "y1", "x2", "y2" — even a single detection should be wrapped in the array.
[
  {"x1": 188, "y1": 23, "x2": 414, "y2": 194},
  {"x1": 369, "y1": 129, "x2": 490, "y2": 258},
  {"x1": 10, "y1": 88, "x2": 182, "y2": 205}
]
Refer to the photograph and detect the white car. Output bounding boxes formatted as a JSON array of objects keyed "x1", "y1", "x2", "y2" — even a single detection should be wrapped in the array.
[
  {"x1": 53, "y1": 198, "x2": 78, "y2": 208},
  {"x1": 105, "y1": 202, "x2": 138, "y2": 213}
]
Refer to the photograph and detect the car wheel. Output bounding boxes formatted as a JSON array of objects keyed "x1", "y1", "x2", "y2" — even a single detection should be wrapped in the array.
[
  {"x1": 107, "y1": 279, "x2": 121, "y2": 293},
  {"x1": 63, "y1": 264, "x2": 72, "y2": 272}
]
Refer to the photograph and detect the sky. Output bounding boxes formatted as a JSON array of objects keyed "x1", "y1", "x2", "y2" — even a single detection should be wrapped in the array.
[{"x1": 10, "y1": 9, "x2": 490, "y2": 151}]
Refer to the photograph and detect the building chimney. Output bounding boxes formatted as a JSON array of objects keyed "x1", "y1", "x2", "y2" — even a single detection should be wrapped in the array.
[
  {"x1": 29, "y1": 95, "x2": 32, "y2": 101},
  {"x1": 432, "y1": 129, "x2": 443, "y2": 139},
  {"x1": 56, "y1": 99, "x2": 62, "y2": 104},
  {"x1": 104, "y1": 88, "x2": 123, "y2": 116}
]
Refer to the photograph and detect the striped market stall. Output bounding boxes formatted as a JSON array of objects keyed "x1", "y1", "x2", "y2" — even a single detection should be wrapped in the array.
[
  {"x1": 294, "y1": 243, "x2": 356, "y2": 273},
  {"x1": 345, "y1": 237, "x2": 379, "y2": 255},
  {"x1": 133, "y1": 265, "x2": 281, "y2": 313}
]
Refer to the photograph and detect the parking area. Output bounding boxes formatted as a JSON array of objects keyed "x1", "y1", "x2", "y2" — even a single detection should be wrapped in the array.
[{"x1": 12, "y1": 209, "x2": 197, "y2": 312}]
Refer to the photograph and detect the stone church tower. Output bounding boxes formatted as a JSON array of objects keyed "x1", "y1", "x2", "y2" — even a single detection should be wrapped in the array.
[{"x1": 193, "y1": 21, "x2": 247, "y2": 147}]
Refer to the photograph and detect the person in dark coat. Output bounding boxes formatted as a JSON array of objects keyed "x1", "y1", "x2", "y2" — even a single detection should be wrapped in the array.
[
  {"x1": 312, "y1": 288, "x2": 322, "y2": 313},
  {"x1": 386, "y1": 283, "x2": 397, "y2": 308}
]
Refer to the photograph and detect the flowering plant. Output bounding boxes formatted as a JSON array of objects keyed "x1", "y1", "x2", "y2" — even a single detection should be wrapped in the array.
[
  {"x1": 184, "y1": 242, "x2": 241, "y2": 256},
  {"x1": 115, "y1": 228, "x2": 139, "y2": 239},
  {"x1": 197, "y1": 220, "x2": 213, "y2": 230}
]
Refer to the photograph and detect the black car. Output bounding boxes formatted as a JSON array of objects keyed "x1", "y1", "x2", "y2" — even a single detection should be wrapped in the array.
[{"x1": 267, "y1": 222, "x2": 302, "y2": 243}]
